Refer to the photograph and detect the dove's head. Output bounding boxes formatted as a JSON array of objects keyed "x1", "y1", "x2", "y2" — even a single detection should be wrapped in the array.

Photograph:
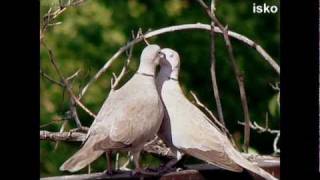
[
  {"x1": 140, "y1": 44, "x2": 162, "y2": 66},
  {"x1": 159, "y1": 48, "x2": 180, "y2": 71}
]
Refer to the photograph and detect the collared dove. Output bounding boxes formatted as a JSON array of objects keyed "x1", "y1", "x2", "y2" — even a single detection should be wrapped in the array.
[
  {"x1": 156, "y1": 48, "x2": 278, "y2": 180},
  {"x1": 60, "y1": 45, "x2": 164, "y2": 174}
]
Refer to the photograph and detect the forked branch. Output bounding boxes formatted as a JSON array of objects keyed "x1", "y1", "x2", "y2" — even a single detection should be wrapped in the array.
[{"x1": 196, "y1": 0, "x2": 252, "y2": 153}]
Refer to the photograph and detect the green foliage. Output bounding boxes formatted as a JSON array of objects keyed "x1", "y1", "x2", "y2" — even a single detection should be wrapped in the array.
[{"x1": 40, "y1": 0, "x2": 279, "y2": 177}]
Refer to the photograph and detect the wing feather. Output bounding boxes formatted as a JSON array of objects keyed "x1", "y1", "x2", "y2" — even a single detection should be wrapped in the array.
[
  {"x1": 86, "y1": 75, "x2": 162, "y2": 150},
  {"x1": 163, "y1": 84, "x2": 241, "y2": 171}
]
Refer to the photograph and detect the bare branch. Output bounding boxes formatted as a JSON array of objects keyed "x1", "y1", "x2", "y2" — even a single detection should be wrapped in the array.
[
  {"x1": 40, "y1": 130, "x2": 175, "y2": 158},
  {"x1": 196, "y1": 0, "x2": 252, "y2": 153},
  {"x1": 40, "y1": 130, "x2": 86, "y2": 142},
  {"x1": 54, "y1": 120, "x2": 68, "y2": 151},
  {"x1": 111, "y1": 38, "x2": 134, "y2": 91},
  {"x1": 143, "y1": 136, "x2": 176, "y2": 158},
  {"x1": 42, "y1": 42, "x2": 96, "y2": 124},
  {"x1": 78, "y1": 23, "x2": 279, "y2": 99},
  {"x1": 190, "y1": 91, "x2": 238, "y2": 149},
  {"x1": 238, "y1": 117, "x2": 280, "y2": 154},
  {"x1": 42, "y1": 42, "x2": 82, "y2": 127},
  {"x1": 209, "y1": 0, "x2": 225, "y2": 126},
  {"x1": 41, "y1": 0, "x2": 86, "y2": 41},
  {"x1": 66, "y1": 69, "x2": 81, "y2": 81},
  {"x1": 40, "y1": 69, "x2": 64, "y2": 87}
]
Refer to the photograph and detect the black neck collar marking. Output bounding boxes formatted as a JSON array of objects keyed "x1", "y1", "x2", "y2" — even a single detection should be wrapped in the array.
[
  {"x1": 168, "y1": 77, "x2": 178, "y2": 81},
  {"x1": 136, "y1": 72, "x2": 155, "y2": 78}
]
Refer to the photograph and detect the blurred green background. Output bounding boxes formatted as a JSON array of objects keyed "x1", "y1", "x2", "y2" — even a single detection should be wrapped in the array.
[{"x1": 40, "y1": 0, "x2": 280, "y2": 177}]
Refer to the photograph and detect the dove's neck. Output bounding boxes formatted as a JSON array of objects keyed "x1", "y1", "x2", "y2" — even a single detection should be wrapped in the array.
[
  {"x1": 137, "y1": 62, "x2": 156, "y2": 75},
  {"x1": 156, "y1": 67, "x2": 180, "y2": 92}
]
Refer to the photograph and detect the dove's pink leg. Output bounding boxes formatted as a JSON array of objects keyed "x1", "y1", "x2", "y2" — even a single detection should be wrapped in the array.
[
  {"x1": 131, "y1": 151, "x2": 159, "y2": 176},
  {"x1": 106, "y1": 151, "x2": 113, "y2": 175},
  {"x1": 132, "y1": 151, "x2": 142, "y2": 174}
]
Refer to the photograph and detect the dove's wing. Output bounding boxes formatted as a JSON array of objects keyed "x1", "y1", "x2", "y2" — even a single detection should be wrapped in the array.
[
  {"x1": 87, "y1": 75, "x2": 163, "y2": 150},
  {"x1": 162, "y1": 82, "x2": 242, "y2": 172}
]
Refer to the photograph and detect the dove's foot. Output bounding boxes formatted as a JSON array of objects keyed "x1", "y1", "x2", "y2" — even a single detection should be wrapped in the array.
[
  {"x1": 131, "y1": 168, "x2": 159, "y2": 177},
  {"x1": 145, "y1": 167, "x2": 159, "y2": 172},
  {"x1": 157, "y1": 158, "x2": 183, "y2": 174}
]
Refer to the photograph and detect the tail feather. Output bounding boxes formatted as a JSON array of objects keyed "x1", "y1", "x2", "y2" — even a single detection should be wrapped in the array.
[
  {"x1": 226, "y1": 146, "x2": 278, "y2": 180},
  {"x1": 60, "y1": 138, "x2": 104, "y2": 172}
]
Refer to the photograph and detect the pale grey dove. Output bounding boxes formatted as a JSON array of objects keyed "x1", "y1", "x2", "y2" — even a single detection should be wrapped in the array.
[
  {"x1": 60, "y1": 44, "x2": 164, "y2": 174},
  {"x1": 156, "y1": 48, "x2": 278, "y2": 180}
]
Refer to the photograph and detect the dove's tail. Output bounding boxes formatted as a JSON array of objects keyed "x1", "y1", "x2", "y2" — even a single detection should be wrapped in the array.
[
  {"x1": 59, "y1": 137, "x2": 104, "y2": 172},
  {"x1": 226, "y1": 145, "x2": 278, "y2": 180}
]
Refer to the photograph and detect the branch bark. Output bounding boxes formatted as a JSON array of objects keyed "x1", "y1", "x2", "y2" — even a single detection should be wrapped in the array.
[
  {"x1": 42, "y1": 42, "x2": 97, "y2": 120},
  {"x1": 238, "y1": 120, "x2": 280, "y2": 154},
  {"x1": 41, "y1": 0, "x2": 86, "y2": 42},
  {"x1": 40, "y1": 130, "x2": 176, "y2": 158},
  {"x1": 196, "y1": 0, "x2": 252, "y2": 153},
  {"x1": 78, "y1": 23, "x2": 279, "y2": 99},
  {"x1": 40, "y1": 69, "x2": 65, "y2": 87},
  {"x1": 209, "y1": 0, "x2": 225, "y2": 126},
  {"x1": 110, "y1": 31, "x2": 136, "y2": 92},
  {"x1": 40, "y1": 130, "x2": 86, "y2": 142}
]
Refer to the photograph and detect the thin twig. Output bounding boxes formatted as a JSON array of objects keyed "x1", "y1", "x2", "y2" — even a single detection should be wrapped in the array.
[
  {"x1": 137, "y1": 28, "x2": 150, "y2": 45},
  {"x1": 209, "y1": 0, "x2": 225, "y2": 126},
  {"x1": 40, "y1": 130, "x2": 176, "y2": 158},
  {"x1": 42, "y1": 42, "x2": 96, "y2": 124},
  {"x1": 190, "y1": 91, "x2": 238, "y2": 149},
  {"x1": 43, "y1": 42, "x2": 82, "y2": 127},
  {"x1": 67, "y1": 69, "x2": 81, "y2": 81},
  {"x1": 238, "y1": 116, "x2": 280, "y2": 154},
  {"x1": 41, "y1": 0, "x2": 86, "y2": 41},
  {"x1": 110, "y1": 31, "x2": 136, "y2": 91},
  {"x1": 196, "y1": 0, "x2": 252, "y2": 153},
  {"x1": 119, "y1": 152, "x2": 133, "y2": 171},
  {"x1": 54, "y1": 120, "x2": 68, "y2": 151},
  {"x1": 78, "y1": 23, "x2": 279, "y2": 99},
  {"x1": 270, "y1": 82, "x2": 280, "y2": 107},
  {"x1": 40, "y1": 69, "x2": 65, "y2": 87}
]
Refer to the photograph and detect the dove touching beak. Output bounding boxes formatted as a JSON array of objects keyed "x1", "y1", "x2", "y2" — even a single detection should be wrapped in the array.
[
  {"x1": 154, "y1": 50, "x2": 165, "y2": 65},
  {"x1": 158, "y1": 50, "x2": 167, "y2": 66}
]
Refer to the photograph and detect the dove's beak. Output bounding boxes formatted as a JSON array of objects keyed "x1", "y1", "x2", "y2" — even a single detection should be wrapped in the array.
[
  {"x1": 158, "y1": 51, "x2": 166, "y2": 65},
  {"x1": 158, "y1": 51, "x2": 165, "y2": 59}
]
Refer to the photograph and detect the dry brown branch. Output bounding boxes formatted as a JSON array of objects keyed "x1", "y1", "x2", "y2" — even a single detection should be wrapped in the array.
[
  {"x1": 40, "y1": 130, "x2": 86, "y2": 142},
  {"x1": 40, "y1": 69, "x2": 65, "y2": 87},
  {"x1": 42, "y1": 42, "x2": 96, "y2": 123},
  {"x1": 238, "y1": 117, "x2": 280, "y2": 154},
  {"x1": 41, "y1": 0, "x2": 86, "y2": 41},
  {"x1": 40, "y1": 130, "x2": 176, "y2": 158},
  {"x1": 143, "y1": 136, "x2": 176, "y2": 158},
  {"x1": 110, "y1": 31, "x2": 136, "y2": 92},
  {"x1": 78, "y1": 23, "x2": 279, "y2": 99},
  {"x1": 42, "y1": 42, "x2": 82, "y2": 127},
  {"x1": 209, "y1": 0, "x2": 225, "y2": 126},
  {"x1": 196, "y1": 0, "x2": 252, "y2": 153}
]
